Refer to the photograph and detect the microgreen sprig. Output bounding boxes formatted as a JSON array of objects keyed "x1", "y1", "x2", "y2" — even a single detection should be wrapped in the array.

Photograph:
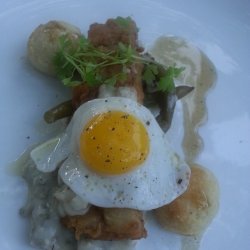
[{"x1": 53, "y1": 35, "x2": 184, "y2": 93}]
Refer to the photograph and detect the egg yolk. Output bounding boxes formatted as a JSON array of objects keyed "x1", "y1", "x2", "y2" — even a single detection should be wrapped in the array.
[{"x1": 80, "y1": 111, "x2": 149, "y2": 175}]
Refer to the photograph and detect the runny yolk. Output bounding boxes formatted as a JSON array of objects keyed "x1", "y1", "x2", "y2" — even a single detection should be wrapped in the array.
[{"x1": 79, "y1": 111, "x2": 149, "y2": 175}]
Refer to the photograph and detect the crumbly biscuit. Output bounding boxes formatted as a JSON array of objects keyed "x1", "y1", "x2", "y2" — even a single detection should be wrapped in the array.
[{"x1": 154, "y1": 164, "x2": 219, "y2": 235}]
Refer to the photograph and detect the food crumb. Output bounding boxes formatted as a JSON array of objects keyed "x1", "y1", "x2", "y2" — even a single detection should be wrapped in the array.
[{"x1": 177, "y1": 178, "x2": 183, "y2": 184}]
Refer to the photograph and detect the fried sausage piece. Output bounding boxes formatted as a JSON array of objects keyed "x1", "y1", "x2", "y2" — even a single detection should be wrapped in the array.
[
  {"x1": 70, "y1": 17, "x2": 144, "y2": 109},
  {"x1": 61, "y1": 206, "x2": 147, "y2": 240},
  {"x1": 71, "y1": 84, "x2": 99, "y2": 110},
  {"x1": 87, "y1": 18, "x2": 145, "y2": 103},
  {"x1": 88, "y1": 18, "x2": 140, "y2": 50}
]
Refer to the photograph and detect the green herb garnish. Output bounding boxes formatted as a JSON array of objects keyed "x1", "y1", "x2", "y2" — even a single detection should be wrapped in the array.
[
  {"x1": 142, "y1": 63, "x2": 158, "y2": 84},
  {"x1": 157, "y1": 66, "x2": 185, "y2": 92},
  {"x1": 113, "y1": 16, "x2": 133, "y2": 29},
  {"x1": 54, "y1": 36, "x2": 138, "y2": 87},
  {"x1": 53, "y1": 36, "x2": 184, "y2": 93},
  {"x1": 142, "y1": 60, "x2": 184, "y2": 92}
]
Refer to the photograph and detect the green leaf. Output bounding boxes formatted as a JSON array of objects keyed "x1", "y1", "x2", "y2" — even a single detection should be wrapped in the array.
[
  {"x1": 114, "y1": 16, "x2": 132, "y2": 29},
  {"x1": 118, "y1": 42, "x2": 127, "y2": 52},
  {"x1": 62, "y1": 77, "x2": 81, "y2": 87},
  {"x1": 149, "y1": 64, "x2": 159, "y2": 75},
  {"x1": 104, "y1": 77, "x2": 117, "y2": 86},
  {"x1": 53, "y1": 33, "x2": 184, "y2": 92},
  {"x1": 142, "y1": 66, "x2": 156, "y2": 85},
  {"x1": 85, "y1": 71, "x2": 98, "y2": 86},
  {"x1": 158, "y1": 75, "x2": 175, "y2": 92},
  {"x1": 172, "y1": 66, "x2": 185, "y2": 77},
  {"x1": 157, "y1": 66, "x2": 185, "y2": 92},
  {"x1": 85, "y1": 63, "x2": 96, "y2": 73}
]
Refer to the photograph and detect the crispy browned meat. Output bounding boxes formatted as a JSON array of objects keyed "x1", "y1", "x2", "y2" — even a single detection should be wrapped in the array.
[
  {"x1": 71, "y1": 18, "x2": 144, "y2": 108},
  {"x1": 61, "y1": 206, "x2": 147, "y2": 240},
  {"x1": 66, "y1": 20, "x2": 146, "y2": 242},
  {"x1": 72, "y1": 84, "x2": 99, "y2": 110},
  {"x1": 88, "y1": 17, "x2": 145, "y2": 103},
  {"x1": 88, "y1": 18, "x2": 139, "y2": 50}
]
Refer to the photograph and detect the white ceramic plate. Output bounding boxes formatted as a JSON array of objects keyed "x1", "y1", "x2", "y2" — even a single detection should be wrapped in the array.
[{"x1": 0, "y1": 0, "x2": 250, "y2": 249}]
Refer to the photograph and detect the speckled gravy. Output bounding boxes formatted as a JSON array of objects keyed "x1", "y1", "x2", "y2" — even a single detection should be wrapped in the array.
[
  {"x1": 149, "y1": 36, "x2": 216, "y2": 250},
  {"x1": 149, "y1": 36, "x2": 216, "y2": 164}
]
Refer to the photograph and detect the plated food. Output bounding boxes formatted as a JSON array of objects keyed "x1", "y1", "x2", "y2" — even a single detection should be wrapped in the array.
[{"x1": 17, "y1": 17, "x2": 219, "y2": 250}]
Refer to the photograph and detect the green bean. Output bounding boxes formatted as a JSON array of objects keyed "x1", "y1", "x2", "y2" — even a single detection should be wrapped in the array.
[
  {"x1": 175, "y1": 85, "x2": 194, "y2": 100},
  {"x1": 144, "y1": 85, "x2": 194, "y2": 132},
  {"x1": 44, "y1": 100, "x2": 73, "y2": 123}
]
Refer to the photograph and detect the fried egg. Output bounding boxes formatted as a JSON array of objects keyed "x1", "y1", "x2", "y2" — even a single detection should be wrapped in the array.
[{"x1": 32, "y1": 97, "x2": 190, "y2": 210}]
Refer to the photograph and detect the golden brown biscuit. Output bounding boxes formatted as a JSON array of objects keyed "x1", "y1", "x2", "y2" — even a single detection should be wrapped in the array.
[
  {"x1": 154, "y1": 164, "x2": 219, "y2": 235},
  {"x1": 28, "y1": 20, "x2": 81, "y2": 75}
]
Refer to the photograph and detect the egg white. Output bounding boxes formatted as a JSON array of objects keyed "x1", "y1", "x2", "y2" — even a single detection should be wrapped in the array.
[{"x1": 53, "y1": 97, "x2": 190, "y2": 210}]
